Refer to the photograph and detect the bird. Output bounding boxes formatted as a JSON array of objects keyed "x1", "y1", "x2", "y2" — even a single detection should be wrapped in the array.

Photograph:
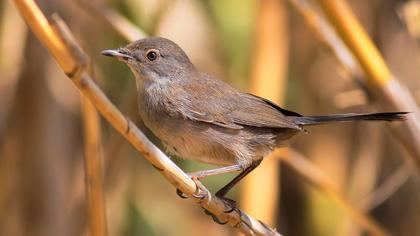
[{"x1": 102, "y1": 37, "x2": 406, "y2": 204}]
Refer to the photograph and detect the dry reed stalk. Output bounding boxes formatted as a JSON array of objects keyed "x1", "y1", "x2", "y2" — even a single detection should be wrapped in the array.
[
  {"x1": 12, "y1": 0, "x2": 280, "y2": 235},
  {"x1": 81, "y1": 97, "x2": 108, "y2": 236},
  {"x1": 317, "y1": 0, "x2": 420, "y2": 163},
  {"x1": 52, "y1": 15, "x2": 108, "y2": 236},
  {"x1": 289, "y1": 0, "x2": 416, "y2": 221},
  {"x1": 290, "y1": 0, "x2": 419, "y2": 163}
]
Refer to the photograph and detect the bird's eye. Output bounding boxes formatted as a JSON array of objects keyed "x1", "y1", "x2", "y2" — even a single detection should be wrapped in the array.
[{"x1": 146, "y1": 50, "x2": 159, "y2": 61}]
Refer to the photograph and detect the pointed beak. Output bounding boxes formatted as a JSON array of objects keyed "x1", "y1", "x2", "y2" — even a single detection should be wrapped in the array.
[{"x1": 101, "y1": 49, "x2": 133, "y2": 60}]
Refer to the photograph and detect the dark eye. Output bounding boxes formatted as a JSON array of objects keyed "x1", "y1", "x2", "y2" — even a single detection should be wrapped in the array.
[{"x1": 146, "y1": 50, "x2": 158, "y2": 61}]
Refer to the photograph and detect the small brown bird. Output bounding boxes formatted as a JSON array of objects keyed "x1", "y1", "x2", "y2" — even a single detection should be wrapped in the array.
[{"x1": 102, "y1": 37, "x2": 406, "y2": 203}]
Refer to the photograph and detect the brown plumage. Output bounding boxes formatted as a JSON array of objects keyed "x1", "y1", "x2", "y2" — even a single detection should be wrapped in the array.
[{"x1": 102, "y1": 37, "x2": 407, "y2": 202}]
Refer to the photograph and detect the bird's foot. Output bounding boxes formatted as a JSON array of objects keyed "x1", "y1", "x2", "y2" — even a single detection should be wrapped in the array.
[
  {"x1": 175, "y1": 187, "x2": 207, "y2": 200},
  {"x1": 175, "y1": 176, "x2": 236, "y2": 225},
  {"x1": 203, "y1": 195, "x2": 237, "y2": 225},
  {"x1": 176, "y1": 188, "x2": 188, "y2": 199},
  {"x1": 176, "y1": 176, "x2": 208, "y2": 200},
  {"x1": 215, "y1": 194, "x2": 237, "y2": 213},
  {"x1": 187, "y1": 171, "x2": 206, "y2": 180},
  {"x1": 204, "y1": 209, "x2": 229, "y2": 225}
]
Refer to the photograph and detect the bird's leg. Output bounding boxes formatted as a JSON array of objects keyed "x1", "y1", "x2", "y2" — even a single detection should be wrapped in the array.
[
  {"x1": 176, "y1": 160, "x2": 262, "y2": 225},
  {"x1": 216, "y1": 160, "x2": 262, "y2": 198},
  {"x1": 176, "y1": 164, "x2": 243, "y2": 199},
  {"x1": 188, "y1": 164, "x2": 243, "y2": 179},
  {"x1": 203, "y1": 160, "x2": 262, "y2": 224},
  {"x1": 215, "y1": 160, "x2": 262, "y2": 210}
]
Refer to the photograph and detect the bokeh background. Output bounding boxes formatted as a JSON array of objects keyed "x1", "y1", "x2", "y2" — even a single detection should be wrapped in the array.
[{"x1": 0, "y1": 0, "x2": 419, "y2": 235}]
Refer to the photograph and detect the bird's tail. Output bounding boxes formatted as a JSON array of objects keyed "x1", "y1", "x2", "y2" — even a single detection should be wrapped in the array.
[{"x1": 293, "y1": 112, "x2": 408, "y2": 126}]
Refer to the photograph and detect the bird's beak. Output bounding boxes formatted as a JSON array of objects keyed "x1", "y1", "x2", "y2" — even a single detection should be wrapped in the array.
[{"x1": 101, "y1": 49, "x2": 133, "y2": 60}]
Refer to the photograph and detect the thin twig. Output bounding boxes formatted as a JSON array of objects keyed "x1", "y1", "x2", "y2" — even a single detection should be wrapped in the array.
[
  {"x1": 75, "y1": 0, "x2": 146, "y2": 41},
  {"x1": 12, "y1": 0, "x2": 280, "y2": 235},
  {"x1": 358, "y1": 161, "x2": 412, "y2": 212},
  {"x1": 275, "y1": 148, "x2": 391, "y2": 236}
]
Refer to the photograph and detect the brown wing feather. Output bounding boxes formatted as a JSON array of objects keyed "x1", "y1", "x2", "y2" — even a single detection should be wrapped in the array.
[
  {"x1": 230, "y1": 93, "x2": 301, "y2": 130},
  {"x1": 172, "y1": 74, "x2": 301, "y2": 131}
]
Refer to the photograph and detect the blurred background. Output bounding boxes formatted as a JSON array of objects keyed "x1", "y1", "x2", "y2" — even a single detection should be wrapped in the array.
[{"x1": 0, "y1": 0, "x2": 419, "y2": 235}]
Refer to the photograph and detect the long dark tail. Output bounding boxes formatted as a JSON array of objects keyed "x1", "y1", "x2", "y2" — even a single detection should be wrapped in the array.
[{"x1": 293, "y1": 112, "x2": 408, "y2": 126}]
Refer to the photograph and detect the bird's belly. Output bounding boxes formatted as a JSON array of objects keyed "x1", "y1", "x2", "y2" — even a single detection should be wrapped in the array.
[{"x1": 142, "y1": 114, "x2": 236, "y2": 166}]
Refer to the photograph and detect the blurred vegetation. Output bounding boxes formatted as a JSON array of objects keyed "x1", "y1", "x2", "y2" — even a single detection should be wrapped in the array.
[{"x1": 0, "y1": 0, "x2": 419, "y2": 236}]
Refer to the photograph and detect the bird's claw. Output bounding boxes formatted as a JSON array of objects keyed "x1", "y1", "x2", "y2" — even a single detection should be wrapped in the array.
[
  {"x1": 176, "y1": 177, "x2": 208, "y2": 200},
  {"x1": 215, "y1": 193, "x2": 237, "y2": 213},
  {"x1": 176, "y1": 188, "x2": 207, "y2": 200},
  {"x1": 176, "y1": 177, "x2": 236, "y2": 224},
  {"x1": 204, "y1": 209, "x2": 229, "y2": 225},
  {"x1": 176, "y1": 188, "x2": 188, "y2": 199},
  {"x1": 202, "y1": 195, "x2": 237, "y2": 224},
  {"x1": 223, "y1": 204, "x2": 235, "y2": 214},
  {"x1": 187, "y1": 172, "x2": 204, "y2": 180}
]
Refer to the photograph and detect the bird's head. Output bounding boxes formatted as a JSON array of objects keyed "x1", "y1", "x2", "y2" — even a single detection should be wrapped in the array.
[{"x1": 102, "y1": 37, "x2": 196, "y2": 84}]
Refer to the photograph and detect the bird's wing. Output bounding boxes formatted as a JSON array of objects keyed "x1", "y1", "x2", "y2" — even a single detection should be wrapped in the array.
[
  {"x1": 171, "y1": 74, "x2": 302, "y2": 131},
  {"x1": 229, "y1": 93, "x2": 302, "y2": 130}
]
